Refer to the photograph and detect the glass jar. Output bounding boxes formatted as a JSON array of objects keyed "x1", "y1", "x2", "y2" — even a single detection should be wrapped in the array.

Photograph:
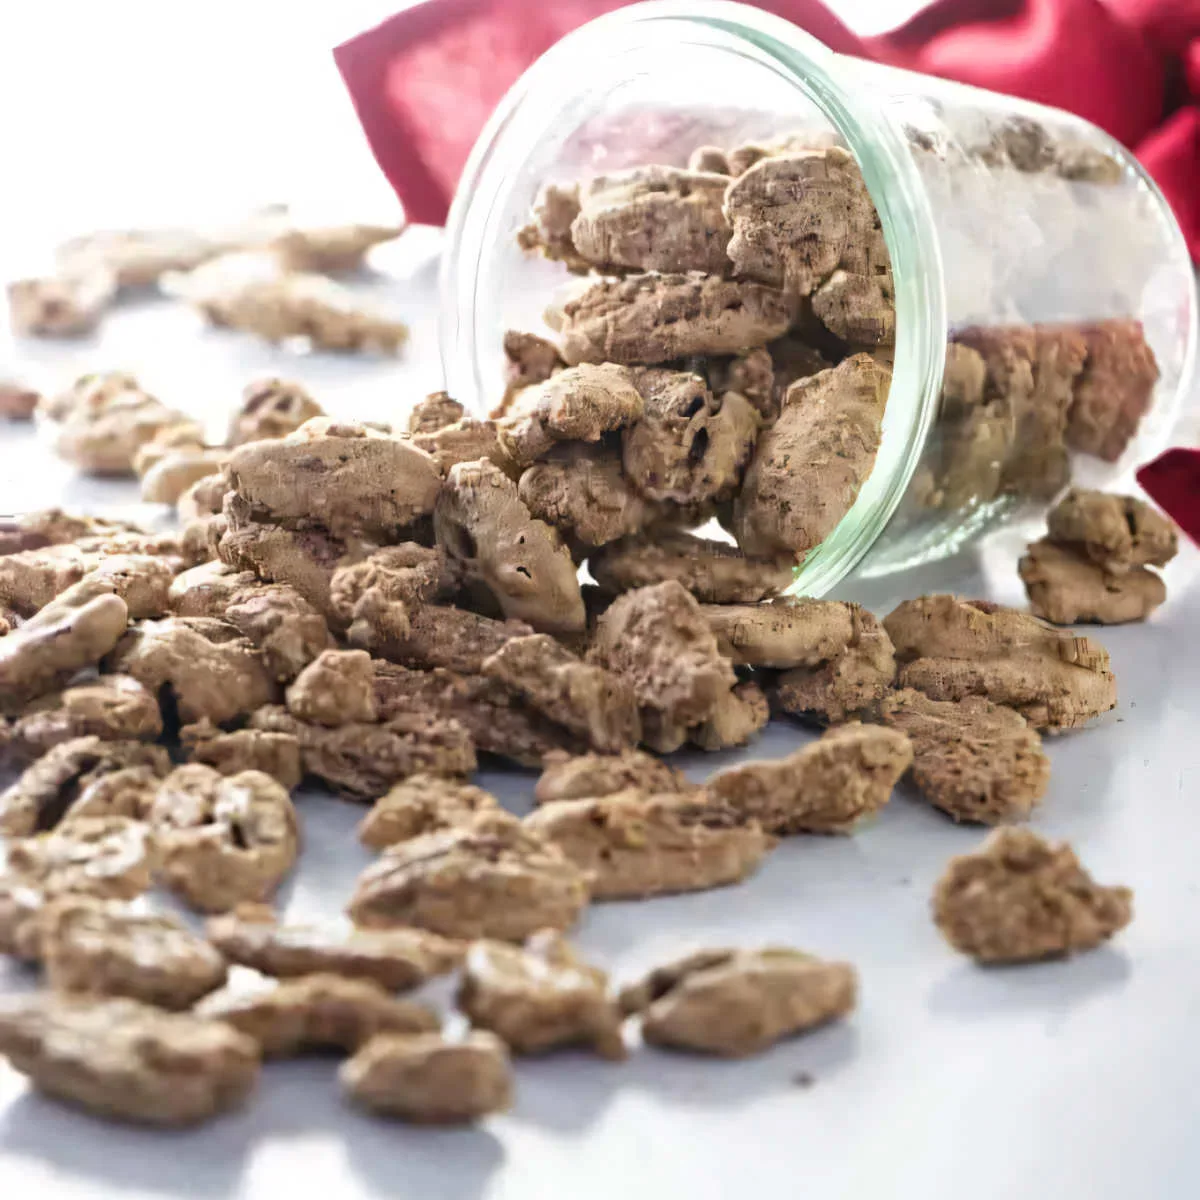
[{"x1": 439, "y1": 0, "x2": 1195, "y2": 595}]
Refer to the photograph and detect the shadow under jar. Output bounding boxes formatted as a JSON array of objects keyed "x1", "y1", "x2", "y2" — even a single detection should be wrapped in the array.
[{"x1": 440, "y1": 0, "x2": 1195, "y2": 593}]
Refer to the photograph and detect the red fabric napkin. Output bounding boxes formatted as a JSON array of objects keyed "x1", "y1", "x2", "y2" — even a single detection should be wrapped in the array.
[
  {"x1": 334, "y1": 0, "x2": 1200, "y2": 258},
  {"x1": 334, "y1": 0, "x2": 1200, "y2": 542}
]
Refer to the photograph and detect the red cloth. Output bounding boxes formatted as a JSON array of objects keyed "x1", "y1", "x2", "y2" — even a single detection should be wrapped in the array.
[
  {"x1": 334, "y1": 0, "x2": 1200, "y2": 541},
  {"x1": 335, "y1": 0, "x2": 1200, "y2": 257}
]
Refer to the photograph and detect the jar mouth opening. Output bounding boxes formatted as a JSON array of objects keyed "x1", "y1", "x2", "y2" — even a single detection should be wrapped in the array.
[{"x1": 440, "y1": 0, "x2": 948, "y2": 597}]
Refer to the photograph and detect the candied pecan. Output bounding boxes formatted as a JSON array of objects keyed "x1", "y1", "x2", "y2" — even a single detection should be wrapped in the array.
[
  {"x1": 724, "y1": 149, "x2": 879, "y2": 296},
  {"x1": 82, "y1": 553, "x2": 173, "y2": 619},
  {"x1": 226, "y1": 418, "x2": 440, "y2": 540},
  {"x1": 55, "y1": 767, "x2": 162, "y2": 822},
  {"x1": 348, "y1": 814, "x2": 590, "y2": 940},
  {"x1": 689, "y1": 680, "x2": 769, "y2": 751},
  {"x1": 517, "y1": 181, "x2": 585, "y2": 269},
  {"x1": 228, "y1": 376, "x2": 324, "y2": 444},
  {"x1": 131, "y1": 422, "x2": 206, "y2": 479},
  {"x1": 202, "y1": 974, "x2": 438, "y2": 1058},
  {"x1": 413, "y1": 416, "x2": 516, "y2": 476},
  {"x1": 179, "y1": 722, "x2": 303, "y2": 790},
  {"x1": 358, "y1": 776, "x2": 501, "y2": 849},
  {"x1": 594, "y1": 531, "x2": 792, "y2": 603},
  {"x1": 702, "y1": 346, "x2": 776, "y2": 420},
  {"x1": 458, "y1": 931, "x2": 625, "y2": 1059},
  {"x1": 286, "y1": 648, "x2": 377, "y2": 725},
  {"x1": 688, "y1": 145, "x2": 731, "y2": 174},
  {"x1": 0, "y1": 381, "x2": 39, "y2": 420},
  {"x1": 0, "y1": 879, "x2": 45, "y2": 960},
  {"x1": 206, "y1": 905, "x2": 463, "y2": 989},
  {"x1": 105, "y1": 616, "x2": 278, "y2": 726},
  {"x1": 533, "y1": 749, "x2": 690, "y2": 805},
  {"x1": 590, "y1": 581, "x2": 736, "y2": 749},
  {"x1": 883, "y1": 595, "x2": 1117, "y2": 732},
  {"x1": 0, "y1": 508, "x2": 139, "y2": 557},
  {"x1": 932, "y1": 827, "x2": 1133, "y2": 963},
  {"x1": 880, "y1": 689, "x2": 1050, "y2": 824},
  {"x1": 621, "y1": 946, "x2": 857, "y2": 1057},
  {"x1": 140, "y1": 446, "x2": 228, "y2": 507},
  {"x1": 569, "y1": 165, "x2": 731, "y2": 275},
  {"x1": 269, "y1": 221, "x2": 404, "y2": 273},
  {"x1": 558, "y1": 273, "x2": 794, "y2": 367},
  {"x1": 0, "y1": 542, "x2": 111, "y2": 614},
  {"x1": 8, "y1": 271, "x2": 114, "y2": 338},
  {"x1": 702, "y1": 598, "x2": 857, "y2": 667},
  {"x1": 622, "y1": 368, "x2": 759, "y2": 505},
  {"x1": 812, "y1": 268, "x2": 895, "y2": 345},
  {"x1": 220, "y1": 581, "x2": 333, "y2": 680},
  {"x1": 706, "y1": 724, "x2": 912, "y2": 834},
  {"x1": 6, "y1": 675, "x2": 161, "y2": 762},
  {"x1": 251, "y1": 705, "x2": 475, "y2": 799},
  {"x1": 434, "y1": 459, "x2": 585, "y2": 634},
  {"x1": 482, "y1": 633, "x2": 640, "y2": 753},
  {"x1": 408, "y1": 391, "x2": 466, "y2": 435},
  {"x1": 498, "y1": 363, "x2": 643, "y2": 467},
  {"x1": 0, "y1": 993, "x2": 260, "y2": 1126},
  {"x1": 0, "y1": 581, "x2": 129, "y2": 713},
  {"x1": 39, "y1": 895, "x2": 228, "y2": 1009},
  {"x1": 524, "y1": 790, "x2": 772, "y2": 899},
  {"x1": 498, "y1": 331, "x2": 565, "y2": 417},
  {"x1": 377, "y1": 605, "x2": 534, "y2": 675},
  {"x1": 772, "y1": 607, "x2": 897, "y2": 724},
  {"x1": 518, "y1": 444, "x2": 654, "y2": 548},
  {"x1": 1064, "y1": 319, "x2": 1159, "y2": 462},
  {"x1": 172, "y1": 251, "x2": 410, "y2": 353},
  {"x1": 341, "y1": 1030, "x2": 512, "y2": 1123},
  {"x1": 0, "y1": 737, "x2": 170, "y2": 836},
  {"x1": 1046, "y1": 488, "x2": 1177, "y2": 575},
  {"x1": 331, "y1": 544, "x2": 447, "y2": 652},
  {"x1": 148, "y1": 765, "x2": 299, "y2": 912},
  {"x1": 1020, "y1": 540, "x2": 1166, "y2": 625},
  {"x1": 733, "y1": 355, "x2": 889, "y2": 559},
  {"x1": 54, "y1": 389, "x2": 192, "y2": 477},
  {"x1": 5, "y1": 816, "x2": 156, "y2": 899}
]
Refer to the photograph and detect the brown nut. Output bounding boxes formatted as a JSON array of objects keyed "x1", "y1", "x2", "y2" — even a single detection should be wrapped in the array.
[
  {"x1": 733, "y1": 355, "x2": 889, "y2": 559},
  {"x1": 202, "y1": 974, "x2": 438, "y2": 1058},
  {"x1": 226, "y1": 418, "x2": 440, "y2": 540},
  {"x1": 0, "y1": 879, "x2": 46, "y2": 960},
  {"x1": 341, "y1": 1030, "x2": 512, "y2": 1124},
  {"x1": 558, "y1": 273, "x2": 794, "y2": 367},
  {"x1": 224, "y1": 582, "x2": 334, "y2": 681},
  {"x1": 812, "y1": 268, "x2": 895, "y2": 346},
  {"x1": 1045, "y1": 488, "x2": 1177, "y2": 575},
  {"x1": 435, "y1": 459, "x2": 585, "y2": 635},
  {"x1": 593, "y1": 532, "x2": 793, "y2": 603},
  {"x1": 932, "y1": 826, "x2": 1133, "y2": 963},
  {"x1": 498, "y1": 363, "x2": 643, "y2": 467},
  {"x1": 589, "y1": 581, "x2": 736, "y2": 747},
  {"x1": 0, "y1": 581, "x2": 129, "y2": 714},
  {"x1": 358, "y1": 776, "x2": 501, "y2": 850},
  {"x1": 6, "y1": 675, "x2": 162, "y2": 763},
  {"x1": 0, "y1": 993, "x2": 260, "y2": 1126},
  {"x1": 1019, "y1": 539, "x2": 1166, "y2": 626},
  {"x1": 105, "y1": 616, "x2": 278, "y2": 726},
  {"x1": 0, "y1": 737, "x2": 170, "y2": 836},
  {"x1": 269, "y1": 221, "x2": 404, "y2": 273},
  {"x1": 880, "y1": 689, "x2": 1050, "y2": 824},
  {"x1": 206, "y1": 906, "x2": 463, "y2": 989},
  {"x1": 227, "y1": 376, "x2": 325, "y2": 445},
  {"x1": 408, "y1": 391, "x2": 465, "y2": 435},
  {"x1": 621, "y1": 946, "x2": 857, "y2": 1057},
  {"x1": 482, "y1": 633, "x2": 640, "y2": 754},
  {"x1": 458, "y1": 931, "x2": 625, "y2": 1059},
  {"x1": 8, "y1": 271, "x2": 115, "y2": 338},
  {"x1": 251, "y1": 705, "x2": 475, "y2": 800},
  {"x1": 148, "y1": 765, "x2": 299, "y2": 913},
  {"x1": 623, "y1": 369, "x2": 759, "y2": 505},
  {"x1": 413, "y1": 416, "x2": 516, "y2": 476},
  {"x1": 179, "y1": 721, "x2": 303, "y2": 790},
  {"x1": 331, "y1": 544, "x2": 447, "y2": 653},
  {"x1": 347, "y1": 814, "x2": 590, "y2": 941},
  {"x1": 689, "y1": 680, "x2": 769, "y2": 751},
  {"x1": 286, "y1": 648, "x2": 378, "y2": 725},
  {"x1": 39, "y1": 895, "x2": 228, "y2": 1009},
  {"x1": 533, "y1": 749, "x2": 690, "y2": 805},
  {"x1": 569, "y1": 165, "x2": 731, "y2": 274},
  {"x1": 883, "y1": 595, "x2": 1117, "y2": 732},
  {"x1": 140, "y1": 447, "x2": 228, "y2": 506},
  {"x1": 5, "y1": 816, "x2": 157, "y2": 900},
  {"x1": 706, "y1": 724, "x2": 912, "y2": 835},
  {"x1": 0, "y1": 381, "x2": 40, "y2": 421},
  {"x1": 524, "y1": 790, "x2": 772, "y2": 900}
]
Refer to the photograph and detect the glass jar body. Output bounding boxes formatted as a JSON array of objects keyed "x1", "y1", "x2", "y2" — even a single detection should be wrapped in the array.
[{"x1": 440, "y1": 0, "x2": 1195, "y2": 593}]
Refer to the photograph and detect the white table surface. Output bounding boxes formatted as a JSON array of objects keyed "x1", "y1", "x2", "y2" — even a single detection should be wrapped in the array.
[{"x1": 0, "y1": 232, "x2": 1198, "y2": 1200}]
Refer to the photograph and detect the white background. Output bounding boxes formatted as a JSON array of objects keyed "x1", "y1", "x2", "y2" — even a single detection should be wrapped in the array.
[{"x1": 1, "y1": 3, "x2": 1199, "y2": 1198}]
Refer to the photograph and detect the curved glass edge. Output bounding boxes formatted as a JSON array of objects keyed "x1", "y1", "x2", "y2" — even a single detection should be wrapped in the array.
[{"x1": 440, "y1": 0, "x2": 949, "y2": 598}]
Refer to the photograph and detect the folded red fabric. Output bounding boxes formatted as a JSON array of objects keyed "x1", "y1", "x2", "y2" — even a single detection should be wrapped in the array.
[
  {"x1": 335, "y1": 0, "x2": 1200, "y2": 258},
  {"x1": 1138, "y1": 447, "x2": 1200, "y2": 546}
]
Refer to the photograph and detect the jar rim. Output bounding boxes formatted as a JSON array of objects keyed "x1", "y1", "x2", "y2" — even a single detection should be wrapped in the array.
[{"x1": 440, "y1": 0, "x2": 948, "y2": 596}]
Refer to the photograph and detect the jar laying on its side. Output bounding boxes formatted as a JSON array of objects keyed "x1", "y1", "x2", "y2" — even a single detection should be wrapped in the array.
[{"x1": 440, "y1": 0, "x2": 1195, "y2": 596}]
